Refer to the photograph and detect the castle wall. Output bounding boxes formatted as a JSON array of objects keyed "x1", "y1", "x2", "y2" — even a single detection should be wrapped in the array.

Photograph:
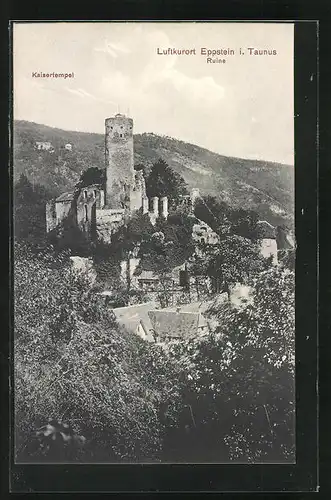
[
  {"x1": 130, "y1": 188, "x2": 143, "y2": 212},
  {"x1": 56, "y1": 200, "x2": 72, "y2": 225},
  {"x1": 142, "y1": 196, "x2": 149, "y2": 214},
  {"x1": 134, "y1": 170, "x2": 146, "y2": 197},
  {"x1": 160, "y1": 197, "x2": 168, "y2": 219},
  {"x1": 96, "y1": 208, "x2": 126, "y2": 243},
  {"x1": 105, "y1": 114, "x2": 134, "y2": 210},
  {"x1": 130, "y1": 170, "x2": 147, "y2": 212},
  {"x1": 76, "y1": 185, "x2": 100, "y2": 239}
]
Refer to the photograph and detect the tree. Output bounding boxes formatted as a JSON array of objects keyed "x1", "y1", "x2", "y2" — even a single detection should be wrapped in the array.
[
  {"x1": 229, "y1": 207, "x2": 259, "y2": 241},
  {"x1": 160, "y1": 267, "x2": 295, "y2": 463},
  {"x1": 146, "y1": 158, "x2": 188, "y2": 204},
  {"x1": 110, "y1": 212, "x2": 155, "y2": 259},
  {"x1": 14, "y1": 243, "x2": 174, "y2": 463},
  {"x1": 14, "y1": 174, "x2": 53, "y2": 249},
  {"x1": 189, "y1": 234, "x2": 272, "y2": 298},
  {"x1": 76, "y1": 167, "x2": 105, "y2": 190},
  {"x1": 194, "y1": 195, "x2": 231, "y2": 236},
  {"x1": 49, "y1": 212, "x2": 92, "y2": 257},
  {"x1": 194, "y1": 195, "x2": 259, "y2": 240}
]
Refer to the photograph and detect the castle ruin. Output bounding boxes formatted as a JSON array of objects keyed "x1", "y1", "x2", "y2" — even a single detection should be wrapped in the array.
[{"x1": 46, "y1": 113, "x2": 194, "y2": 244}]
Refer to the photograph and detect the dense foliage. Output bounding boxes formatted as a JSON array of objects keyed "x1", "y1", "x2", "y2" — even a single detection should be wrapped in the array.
[
  {"x1": 189, "y1": 235, "x2": 272, "y2": 295},
  {"x1": 160, "y1": 267, "x2": 295, "y2": 462},
  {"x1": 14, "y1": 174, "x2": 54, "y2": 249},
  {"x1": 13, "y1": 145, "x2": 295, "y2": 464},
  {"x1": 194, "y1": 194, "x2": 259, "y2": 240},
  {"x1": 146, "y1": 158, "x2": 189, "y2": 204},
  {"x1": 14, "y1": 120, "x2": 294, "y2": 227},
  {"x1": 14, "y1": 243, "x2": 174, "y2": 462},
  {"x1": 15, "y1": 241, "x2": 295, "y2": 463},
  {"x1": 75, "y1": 166, "x2": 105, "y2": 190}
]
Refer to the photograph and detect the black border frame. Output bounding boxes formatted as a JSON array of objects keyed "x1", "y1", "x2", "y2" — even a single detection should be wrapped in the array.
[{"x1": 6, "y1": 18, "x2": 318, "y2": 494}]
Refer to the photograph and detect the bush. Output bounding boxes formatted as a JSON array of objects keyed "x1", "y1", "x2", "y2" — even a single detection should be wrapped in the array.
[
  {"x1": 14, "y1": 243, "x2": 173, "y2": 462},
  {"x1": 159, "y1": 267, "x2": 295, "y2": 462}
]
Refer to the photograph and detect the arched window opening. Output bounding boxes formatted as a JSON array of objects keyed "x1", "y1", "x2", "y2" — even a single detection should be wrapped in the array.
[{"x1": 84, "y1": 204, "x2": 88, "y2": 222}]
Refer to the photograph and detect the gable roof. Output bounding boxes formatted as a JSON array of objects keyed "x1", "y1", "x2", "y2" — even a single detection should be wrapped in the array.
[
  {"x1": 164, "y1": 301, "x2": 210, "y2": 328},
  {"x1": 148, "y1": 310, "x2": 200, "y2": 339},
  {"x1": 112, "y1": 301, "x2": 157, "y2": 341}
]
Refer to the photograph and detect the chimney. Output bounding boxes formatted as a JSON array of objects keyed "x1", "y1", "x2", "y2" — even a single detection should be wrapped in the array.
[
  {"x1": 160, "y1": 196, "x2": 168, "y2": 219},
  {"x1": 142, "y1": 196, "x2": 149, "y2": 214},
  {"x1": 152, "y1": 196, "x2": 159, "y2": 217}
]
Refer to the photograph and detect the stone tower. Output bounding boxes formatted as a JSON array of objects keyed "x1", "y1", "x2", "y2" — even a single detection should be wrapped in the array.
[{"x1": 105, "y1": 113, "x2": 134, "y2": 210}]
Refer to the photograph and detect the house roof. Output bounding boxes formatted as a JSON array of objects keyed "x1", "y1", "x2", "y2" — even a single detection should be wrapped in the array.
[
  {"x1": 56, "y1": 191, "x2": 74, "y2": 202},
  {"x1": 164, "y1": 301, "x2": 210, "y2": 328},
  {"x1": 148, "y1": 310, "x2": 200, "y2": 339},
  {"x1": 112, "y1": 301, "x2": 157, "y2": 340}
]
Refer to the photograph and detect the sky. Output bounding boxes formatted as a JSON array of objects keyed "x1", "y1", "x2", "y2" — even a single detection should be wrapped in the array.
[{"x1": 13, "y1": 22, "x2": 294, "y2": 165}]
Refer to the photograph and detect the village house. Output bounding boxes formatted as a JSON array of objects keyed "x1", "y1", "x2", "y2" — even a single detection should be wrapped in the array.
[
  {"x1": 112, "y1": 301, "x2": 158, "y2": 342},
  {"x1": 111, "y1": 300, "x2": 210, "y2": 343},
  {"x1": 256, "y1": 220, "x2": 278, "y2": 265},
  {"x1": 35, "y1": 141, "x2": 55, "y2": 152}
]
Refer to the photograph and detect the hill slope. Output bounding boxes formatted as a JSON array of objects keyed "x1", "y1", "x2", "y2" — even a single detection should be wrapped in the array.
[{"x1": 13, "y1": 120, "x2": 294, "y2": 227}]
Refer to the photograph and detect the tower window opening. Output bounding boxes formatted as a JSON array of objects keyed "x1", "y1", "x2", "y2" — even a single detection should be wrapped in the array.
[
  {"x1": 120, "y1": 133, "x2": 123, "y2": 138},
  {"x1": 84, "y1": 190, "x2": 88, "y2": 200},
  {"x1": 84, "y1": 204, "x2": 88, "y2": 222},
  {"x1": 94, "y1": 190, "x2": 97, "y2": 198}
]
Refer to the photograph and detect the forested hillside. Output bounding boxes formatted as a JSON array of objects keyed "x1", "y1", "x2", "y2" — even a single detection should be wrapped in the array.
[{"x1": 13, "y1": 120, "x2": 294, "y2": 228}]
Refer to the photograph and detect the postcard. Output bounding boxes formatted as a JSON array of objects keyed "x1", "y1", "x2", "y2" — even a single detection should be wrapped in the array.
[{"x1": 12, "y1": 22, "x2": 297, "y2": 468}]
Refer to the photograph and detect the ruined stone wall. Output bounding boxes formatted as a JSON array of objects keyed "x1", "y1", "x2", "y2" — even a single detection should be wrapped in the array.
[
  {"x1": 95, "y1": 208, "x2": 126, "y2": 243},
  {"x1": 76, "y1": 185, "x2": 100, "y2": 239},
  {"x1": 55, "y1": 201, "x2": 72, "y2": 226},
  {"x1": 105, "y1": 114, "x2": 134, "y2": 210},
  {"x1": 129, "y1": 170, "x2": 146, "y2": 212},
  {"x1": 134, "y1": 170, "x2": 146, "y2": 197}
]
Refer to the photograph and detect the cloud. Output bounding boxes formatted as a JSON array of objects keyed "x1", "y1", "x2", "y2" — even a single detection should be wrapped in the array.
[
  {"x1": 65, "y1": 87, "x2": 116, "y2": 105},
  {"x1": 165, "y1": 70, "x2": 225, "y2": 105},
  {"x1": 134, "y1": 28, "x2": 225, "y2": 107},
  {"x1": 107, "y1": 41, "x2": 130, "y2": 54},
  {"x1": 94, "y1": 39, "x2": 131, "y2": 58},
  {"x1": 65, "y1": 87, "x2": 96, "y2": 99}
]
